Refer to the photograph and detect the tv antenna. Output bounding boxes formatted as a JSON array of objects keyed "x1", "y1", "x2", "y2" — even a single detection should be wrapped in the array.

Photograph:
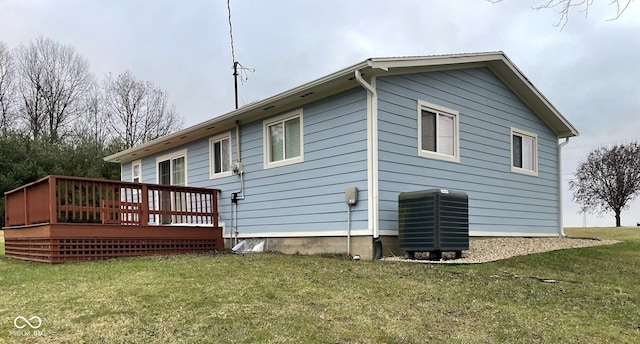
[{"x1": 227, "y1": 0, "x2": 254, "y2": 109}]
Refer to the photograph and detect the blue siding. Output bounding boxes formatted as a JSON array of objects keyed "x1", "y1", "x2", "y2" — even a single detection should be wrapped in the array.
[
  {"x1": 125, "y1": 88, "x2": 369, "y2": 237},
  {"x1": 376, "y1": 67, "x2": 560, "y2": 235},
  {"x1": 232, "y1": 88, "x2": 369, "y2": 235},
  {"x1": 119, "y1": 65, "x2": 563, "y2": 239}
]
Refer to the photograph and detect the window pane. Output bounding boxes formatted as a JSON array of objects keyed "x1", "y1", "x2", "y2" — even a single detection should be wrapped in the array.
[
  {"x1": 513, "y1": 135, "x2": 523, "y2": 168},
  {"x1": 221, "y1": 138, "x2": 231, "y2": 172},
  {"x1": 285, "y1": 117, "x2": 301, "y2": 159},
  {"x1": 133, "y1": 165, "x2": 140, "y2": 178},
  {"x1": 421, "y1": 110, "x2": 436, "y2": 152},
  {"x1": 213, "y1": 141, "x2": 222, "y2": 173},
  {"x1": 159, "y1": 160, "x2": 171, "y2": 185},
  {"x1": 522, "y1": 136, "x2": 534, "y2": 170},
  {"x1": 439, "y1": 114, "x2": 454, "y2": 156},
  {"x1": 269, "y1": 123, "x2": 284, "y2": 162},
  {"x1": 172, "y1": 157, "x2": 185, "y2": 186}
]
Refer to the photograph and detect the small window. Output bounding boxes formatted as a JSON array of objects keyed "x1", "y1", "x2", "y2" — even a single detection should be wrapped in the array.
[
  {"x1": 511, "y1": 128, "x2": 538, "y2": 176},
  {"x1": 209, "y1": 133, "x2": 232, "y2": 179},
  {"x1": 132, "y1": 160, "x2": 141, "y2": 183},
  {"x1": 264, "y1": 110, "x2": 304, "y2": 168},
  {"x1": 417, "y1": 100, "x2": 460, "y2": 162}
]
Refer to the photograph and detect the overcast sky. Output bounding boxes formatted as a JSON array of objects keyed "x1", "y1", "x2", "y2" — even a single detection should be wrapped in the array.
[{"x1": 1, "y1": 0, "x2": 639, "y2": 227}]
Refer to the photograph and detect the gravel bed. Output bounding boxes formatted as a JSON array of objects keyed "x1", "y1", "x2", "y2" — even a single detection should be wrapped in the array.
[{"x1": 382, "y1": 237, "x2": 622, "y2": 264}]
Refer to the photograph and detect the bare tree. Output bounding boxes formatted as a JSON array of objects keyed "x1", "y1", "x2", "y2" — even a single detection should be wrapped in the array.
[
  {"x1": 488, "y1": 0, "x2": 635, "y2": 28},
  {"x1": 570, "y1": 142, "x2": 640, "y2": 227},
  {"x1": 103, "y1": 71, "x2": 183, "y2": 149},
  {"x1": 14, "y1": 37, "x2": 93, "y2": 142},
  {"x1": 0, "y1": 41, "x2": 16, "y2": 131},
  {"x1": 73, "y1": 82, "x2": 110, "y2": 146}
]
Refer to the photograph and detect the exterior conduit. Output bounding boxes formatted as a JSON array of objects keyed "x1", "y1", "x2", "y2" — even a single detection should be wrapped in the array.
[
  {"x1": 355, "y1": 69, "x2": 382, "y2": 259},
  {"x1": 231, "y1": 120, "x2": 245, "y2": 246},
  {"x1": 558, "y1": 137, "x2": 570, "y2": 237}
]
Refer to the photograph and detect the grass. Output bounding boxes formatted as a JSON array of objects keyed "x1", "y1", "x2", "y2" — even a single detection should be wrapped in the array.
[{"x1": 0, "y1": 228, "x2": 639, "y2": 343}]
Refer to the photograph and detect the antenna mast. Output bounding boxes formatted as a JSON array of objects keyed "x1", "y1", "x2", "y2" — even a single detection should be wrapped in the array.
[{"x1": 227, "y1": 0, "x2": 253, "y2": 110}]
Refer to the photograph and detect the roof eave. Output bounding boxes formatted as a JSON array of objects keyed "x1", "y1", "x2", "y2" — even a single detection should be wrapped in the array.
[
  {"x1": 105, "y1": 52, "x2": 579, "y2": 163},
  {"x1": 487, "y1": 55, "x2": 579, "y2": 138},
  {"x1": 104, "y1": 60, "x2": 372, "y2": 163}
]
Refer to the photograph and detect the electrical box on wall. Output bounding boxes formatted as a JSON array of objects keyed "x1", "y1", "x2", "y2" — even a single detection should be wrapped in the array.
[
  {"x1": 232, "y1": 162, "x2": 243, "y2": 175},
  {"x1": 345, "y1": 186, "x2": 358, "y2": 205}
]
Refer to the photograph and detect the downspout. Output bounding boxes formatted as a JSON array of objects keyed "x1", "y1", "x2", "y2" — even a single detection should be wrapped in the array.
[
  {"x1": 231, "y1": 120, "x2": 245, "y2": 246},
  {"x1": 355, "y1": 69, "x2": 382, "y2": 259},
  {"x1": 558, "y1": 137, "x2": 570, "y2": 237}
]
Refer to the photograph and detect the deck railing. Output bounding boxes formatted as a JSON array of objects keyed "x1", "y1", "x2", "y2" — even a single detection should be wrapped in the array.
[{"x1": 4, "y1": 175, "x2": 220, "y2": 229}]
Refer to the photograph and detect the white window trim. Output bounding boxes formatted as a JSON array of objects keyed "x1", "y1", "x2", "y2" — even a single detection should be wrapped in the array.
[
  {"x1": 131, "y1": 159, "x2": 142, "y2": 183},
  {"x1": 263, "y1": 109, "x2": 304, "y2": 169},
  {"x1": 510, "y1": 127, "x2": 538, "y2": 176},
  {"x1": 209, "y1": 132, "x2": 233, "y2": 179},
  {"x1": 417, "y1": 100, "x2": 460, "y2": 163},
  {"x1": 155, "y1": 149, "x2": 188, "y2": 185}
]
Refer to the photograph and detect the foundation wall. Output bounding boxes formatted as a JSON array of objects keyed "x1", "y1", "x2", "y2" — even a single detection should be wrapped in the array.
[{"x1": 226, "y1": 235, "x2": 403, "y2": 260}]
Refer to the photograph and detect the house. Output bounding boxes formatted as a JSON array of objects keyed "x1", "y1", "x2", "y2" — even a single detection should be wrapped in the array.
[{"x1": 104, "y1": 52, "x2": 579, "y2": 260}]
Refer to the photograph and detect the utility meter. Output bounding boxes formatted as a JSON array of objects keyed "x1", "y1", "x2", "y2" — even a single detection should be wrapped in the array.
[{"x1": 345, "y1": 186, "x2": 358, "y2": 205}]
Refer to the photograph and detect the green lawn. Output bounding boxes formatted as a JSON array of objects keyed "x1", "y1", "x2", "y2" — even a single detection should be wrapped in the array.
[{"x1": 1, "y1": 228, "x2": 639, "y2": 343}]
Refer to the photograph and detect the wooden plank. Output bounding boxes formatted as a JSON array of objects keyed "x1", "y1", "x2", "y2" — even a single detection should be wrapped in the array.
[
  {"x1": 140, "y1": 184, "x2": 149, "y2": 226},
  {"x1": 49, "y1": 176, "x2": 57, "y2": 224},
  {"x1": 23, "y1": 187, "x2": 28, "y2": 225}
]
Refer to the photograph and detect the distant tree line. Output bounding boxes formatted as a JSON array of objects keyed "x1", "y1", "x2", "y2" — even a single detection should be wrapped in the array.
[{"x1": 0, "y1": 37, "x2": 183, "y2": 227}]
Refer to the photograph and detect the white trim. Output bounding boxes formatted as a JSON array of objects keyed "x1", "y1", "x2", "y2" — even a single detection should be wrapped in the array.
[
  {"x1": 379, "y1": 229, "x2": 559, "y2": 237},
  {"x1": 223, "y1": 229, "x2": 373, "y2": 239},
  {"x1": 356, "y1": 72, "x2": 379, "y2": 239},
  {"x1": 209, "y1": 132, "x2": 233, "y2": 179},
  {"x1": 417, "y1": 100, "x2": 460, "y2": 163},
  {"x1": 371, "y1": 76, "x2": 379, "y2": 239},
  {"x1": 155, "y1": 149, "x2": 188, "y2": 185},
  {"x1": 131, "y1": 159, "x2": 142, "y2": 183},
  {"x1": 365, "y1": 79, "x2": 375, "y2": 237},
  {"x1": 263, "y1": 109, "x2": 304, "y2": 169},
  {"x1": 558, "y1": 137, "x2": 570, "y2": 237},
  {"x1": 469, "y1": 230, "x2": 558, "y2": 237},
  {"x1": 221, "y1": 229, "x2": 558, "y2": 239},
  {"x1": 510, "y1": 127, "x2": 538, "y2": 176}
]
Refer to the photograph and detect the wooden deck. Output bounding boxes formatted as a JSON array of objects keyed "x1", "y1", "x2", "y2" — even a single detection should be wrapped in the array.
[{"x1": 3, "y1": 176, "x2": 223, "y2": 263}]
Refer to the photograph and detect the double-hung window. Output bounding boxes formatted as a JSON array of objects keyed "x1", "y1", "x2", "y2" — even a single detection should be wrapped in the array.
[
  {"x1": 209, "y1": 133, "x2": 232, "y2": 179},
  {"x1": 511, "y1": 128, "x2": 538, "y2": 175},
  {"x1": 264, "y1": 110, "x2": 304, "y2": 168},
  {"x1": 417, "y1": 100, "x2": 460, "y2": 162}
]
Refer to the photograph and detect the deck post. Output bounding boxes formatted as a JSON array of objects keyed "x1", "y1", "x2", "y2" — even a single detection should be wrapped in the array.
[
  {"x1": 140, "y1": 184, "x2": 149, "y2": 226},
  {"x1": 23, "y1": 187, "x2": 28, "y2": 225},
  {"x1": 49, "y1": 176, "x2": 57, "y2": 224},
  {"x1": 212, "y1": 190, "x2": 218, "y2": 229}
]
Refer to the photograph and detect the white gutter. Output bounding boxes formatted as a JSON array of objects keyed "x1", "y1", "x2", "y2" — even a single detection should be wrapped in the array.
[
  {"x1": 354, "y1": 69, "x2": 380, "y2": 240},
  {"x1": 558, "y1": 137, "x2": 570, "y2": 237},
  {"x1": 235, "y1": 120, "x2": 242, "y2": 165}
]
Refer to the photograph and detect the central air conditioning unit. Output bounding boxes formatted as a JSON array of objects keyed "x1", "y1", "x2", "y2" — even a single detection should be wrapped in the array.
[{"x1": 398, "y1": 189, "x2": 469, "y2": 260}]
